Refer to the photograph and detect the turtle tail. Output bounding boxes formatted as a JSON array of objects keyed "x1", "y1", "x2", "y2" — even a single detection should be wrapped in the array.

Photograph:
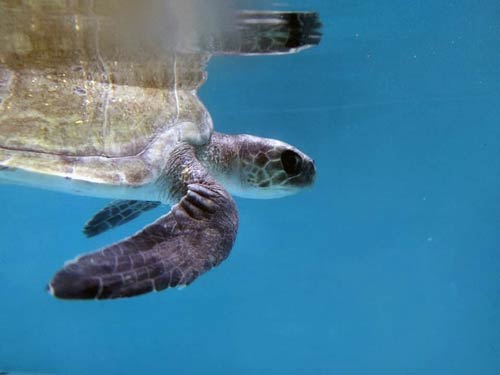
[{"x1": 206, "y1": 11, "x2": 322, "y2": 55}]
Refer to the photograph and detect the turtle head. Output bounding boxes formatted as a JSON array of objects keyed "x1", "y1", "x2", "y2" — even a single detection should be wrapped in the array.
[
  {"x1": 235, "y1": 134, "x2": 316, "y2": 198},
  {"x1": 199, "y1": 133, "x2": 315, "y2": 199}
]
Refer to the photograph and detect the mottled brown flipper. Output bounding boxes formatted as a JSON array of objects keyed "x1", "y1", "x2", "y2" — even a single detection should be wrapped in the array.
[
  {"x1": 50, "y1": 183, "x2": 238, "y2": 299},
  {"x1": 49, "y1": 146, "x2": 239, "y2": 300},
  {"x1": 84, "y1": 200, "x2": 161, "y2": 237}
]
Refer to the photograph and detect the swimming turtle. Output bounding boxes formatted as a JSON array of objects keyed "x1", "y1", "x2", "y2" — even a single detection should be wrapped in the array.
[{"x1": 0, "y1": 1, "x2": 320, "y2": 299}]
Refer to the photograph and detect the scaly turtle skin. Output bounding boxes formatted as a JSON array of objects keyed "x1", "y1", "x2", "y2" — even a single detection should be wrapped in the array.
[{"x1": 0, "y1": 0, "x2": 321, "y2": 299}]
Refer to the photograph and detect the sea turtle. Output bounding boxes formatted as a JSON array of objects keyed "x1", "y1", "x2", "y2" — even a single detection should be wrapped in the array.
[{"x1": 0, "y1": 0, "x2": 321, "y2": 299}]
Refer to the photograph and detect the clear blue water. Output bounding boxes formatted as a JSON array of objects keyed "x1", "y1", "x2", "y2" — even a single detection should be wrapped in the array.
[{"x1": 1, "y1": 1, "x2": 500, "y2": 374}]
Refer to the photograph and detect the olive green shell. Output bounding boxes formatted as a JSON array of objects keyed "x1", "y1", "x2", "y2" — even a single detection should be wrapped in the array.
[{"x1": 0, "y1": 1, "x2": 212, "y2": 185}]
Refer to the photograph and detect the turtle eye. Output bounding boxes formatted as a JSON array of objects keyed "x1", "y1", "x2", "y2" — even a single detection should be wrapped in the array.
[{"x1": 281, "y1": 150, "x2": 303, "y2": 176}]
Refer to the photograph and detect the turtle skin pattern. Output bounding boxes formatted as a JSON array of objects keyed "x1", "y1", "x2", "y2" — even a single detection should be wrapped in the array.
[{"x1": 50, "y1": 147, "x2": 239, "y2": 299}]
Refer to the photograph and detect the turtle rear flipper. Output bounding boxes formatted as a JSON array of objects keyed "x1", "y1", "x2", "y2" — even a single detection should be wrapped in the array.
[{"x1": 208, "y1": 11, "x2": 322, "y2": 55}]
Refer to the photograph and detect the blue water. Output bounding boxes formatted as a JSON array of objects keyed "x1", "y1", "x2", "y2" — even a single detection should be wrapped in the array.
[{"x1": 2, "y1": 1, "x2": 500, "y2": 374}]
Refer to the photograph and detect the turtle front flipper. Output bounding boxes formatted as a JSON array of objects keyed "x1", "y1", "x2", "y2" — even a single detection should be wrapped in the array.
[
  {"x1": 83, "y1": 200, "x2": 161, "y2": 238},
  {"x1": 50, "y1": 183, "x2": 238, "y2": 299},
  {"x1": 49, "y1": 146, "x2": 239, "y2": 300},
  {"x1": 208, "y1": 11, "x2": 322, "y2": 55}
]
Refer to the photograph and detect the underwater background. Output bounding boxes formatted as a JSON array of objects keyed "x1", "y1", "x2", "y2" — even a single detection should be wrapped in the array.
[{"x1": 1, "y1": 0, "x2": 500, "y2": 374}]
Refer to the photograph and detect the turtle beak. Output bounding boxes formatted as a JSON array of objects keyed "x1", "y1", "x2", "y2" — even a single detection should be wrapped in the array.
[{"x1": 303, "y1": 157, "x2": 316, "y2": 186}]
